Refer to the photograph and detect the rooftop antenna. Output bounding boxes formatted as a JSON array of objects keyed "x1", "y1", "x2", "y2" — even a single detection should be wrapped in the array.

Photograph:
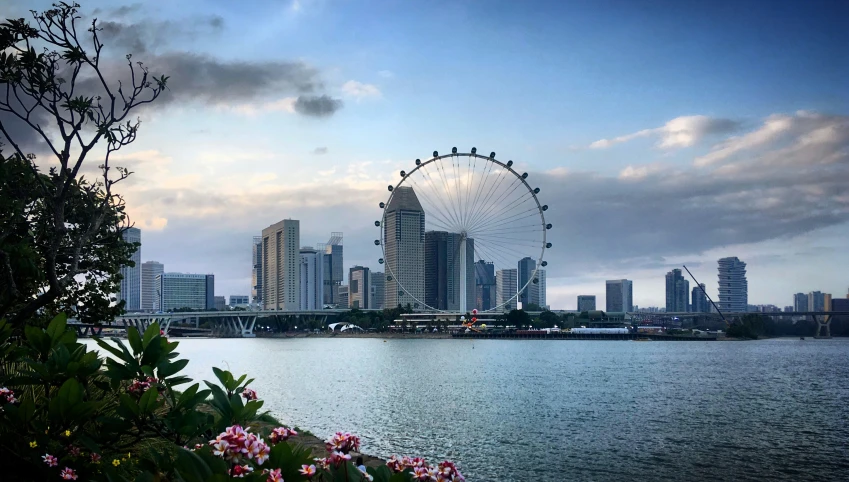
[{"x1": 683, "y1": 264, "x2": 728, "y2": 325}]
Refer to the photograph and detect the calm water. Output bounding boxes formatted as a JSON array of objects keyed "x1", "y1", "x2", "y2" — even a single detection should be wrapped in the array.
[{"x1": 91, "y1": 337, "x2": 849, "y2": 481}]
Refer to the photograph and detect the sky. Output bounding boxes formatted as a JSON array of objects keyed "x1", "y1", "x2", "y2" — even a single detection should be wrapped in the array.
[{"x1": 2, "y1": 0, "x2": 848, "y2": 309}]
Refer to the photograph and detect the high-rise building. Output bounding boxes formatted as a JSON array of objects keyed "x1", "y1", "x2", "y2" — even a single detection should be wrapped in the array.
[
  {"x1": 824, "y1": 293, "x2": 832, "y2": 312},
  {"x1": 691, "y1": 283, "x2": 709, "y2": 313},
  {"x1": 717, "y1": 257, "x2": 747, "y2": 312},
  {"x1": 518, "y1": 257, "x2": 537, "y2": 307},
  {"x1": 665, "y1": 269, "x2": 690, "y2": 312},
  {"x1": 577, "y1": 295, "x2": 596, "y2": 312},
  {"x1": 383, "y1": 187, "x2": 425, "y2": 309},
  {"x1": 369, "y1": 272, "x2": 385, "y2": 310},
  {"x1": 496, "y1": 268, "x2": 518, "y2": 311},
  {"x1": 229, "y1": 295, "x2": 249, "y2": 307},
  {"x1": 474, "y1": 260, "x2": 496, "y2": 312},
  {"x1": 605, "y1": 279, "x2": 633, "y2": 312},
  {"x1": 424, "y1": 231, "x2": 474, "y2": 311},
  {"x1": 214, "y1": 295, "x2": 226, "y2": 311},
  {"x1": 807, "y1": 291, "x2": 825, "y2": 311},
  {"x1": 156, "y1": 273, "x2": 214, "y2": 311},
  {"x1": 120, "y1": 227, "x2": 141, "y2": 311},
  {"x1": 141, "y1": 261, "x2": 164, "y2": 312},
  {"x1": 252, "y1": 236, "x2": 263, "y2": 305},
  {"x1": 537, "y1": 269, "x2": 547, "y2": 309},
  {"x1": 349, "y1": 266, "x2": 370, "y2": 309},
  {"x1": 338, "y1": 285, "x2": 349, "y2": 307},
  {"x1": 793, "y1": 293, "x2": 808, "y2": 312},
  {"x1": 262, "y1": 219, "x2": 300, "y2": 311},
  {"x1": 321, "y1": 233, "x2": 344, "y2": 305},
  {"x1": 299, "y1": 247, "x2": 325, "y2": 310}
]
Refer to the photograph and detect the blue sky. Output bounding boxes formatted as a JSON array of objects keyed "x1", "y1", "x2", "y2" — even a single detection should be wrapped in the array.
[{"x1": 3, "y1": 0, "x2": 848, "y2": 308}]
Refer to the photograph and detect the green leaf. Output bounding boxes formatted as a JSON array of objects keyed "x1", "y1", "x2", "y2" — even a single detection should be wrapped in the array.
[
  {"x1": 45, "y1": 313, "x2": 68, "y2": 342},
  {"x1": 142, "y1": 322, "x2": 160, "y2": 348},
  {"x1": 127, "y1": 326, "x2": 143, "y2": 355},
  {"x1": 18, "y1": 398, "x2": 36, "y2": 423},
  {"x1": 367, "y1": 465, "x2": 394, "y2": 482},
  {"x1": 173, "y1": 447, "x2": 212, "y2": 482},
  {"x1": 138, "y1": 386, "x2": 159, "y2": 414},
  {"x1": 118, "y1": 394, "x2": 141, "y2": 418},
  {"x1": 157, "y1": 358, "x2": 189, "y2": 379},
  {"x1": 211, "y1": 367, "x2": 232, "y2": 389}
]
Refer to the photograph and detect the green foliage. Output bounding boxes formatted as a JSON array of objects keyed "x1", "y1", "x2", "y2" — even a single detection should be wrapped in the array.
[
  {"x1": 507, "y1": 309, "x2": 531, "y2": 328},
  {"x1": 726, "y1": 314, "x2": 766, "y2": 339}
]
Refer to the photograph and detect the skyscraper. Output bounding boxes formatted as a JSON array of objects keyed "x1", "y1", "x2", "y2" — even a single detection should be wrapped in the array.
[
  {"x1": 691, "y1": 283, "x2": 709, "y2": 313},
  {"x1": 424, "y1": 231, "x2": 474, "y2": 311},
  {"x1": 475, "y1": 260, "x2": 496, "y2": 311},
  {"x1": 606, "y1": 279, "x2": 633, "y2": 312},
  {"x1": 156, "y1": 273, "x2": 214, "y2": 311},
  {"x1": 496, "y1": 268, "x2": 518, "y2": 311},
  {"x1": 214, "y1": 296, "x2": 226, "y2": 311},
  {"x1": 299, "y1": 247, "x2": 324, "y2": 310},
  {"x1": 262, "y1": 219, "x2": 300, "y2": 310},
  {"x1": 665, "y1": 269, "x2": 690, "y2": 312},
  {"x1": 120, "y1": 227, "x2": 141, "y2": 311},
  {"x1": 518, "y1": 257, "x2": 537, "y2": 307},
  {"x1": 141, "y1": 261, "x2": 164, "y2": 312},
  {"x1": 536, "y1": 269, "x2": 546, "y2": 308},
  {"x1": 807, "y1": 291, "x2": 825, "y2": 311},
  {"x1": 252, "y1": 236, "x2": 262, "y2": 305},
  {"x1": 793, "y1": 292, "x2": 807, "y2": 312},
  {"x1": 383, "y1": 187, "x2": 425, "y2": 309},
  {"x1": 349, "y1": 266, "x2": 370, "y2": 309},
  {"x1": 321, "y1": 233, "x2": 343, "y2": 305},
  {"x1": 369, "y1": 272, "x2": 385, "y2": 310},
  {"x1": 577, "y1": 295, "x2": 596, "y2": 312},
  {"x1": 717, "y1": 257, "x2": 747, "y2": 312},
  {"x1": 824, "y1": 293, "x2": 832, "y2": 312}
]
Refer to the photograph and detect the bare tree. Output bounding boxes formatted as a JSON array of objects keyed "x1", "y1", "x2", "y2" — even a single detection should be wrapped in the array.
[{"x1": 0, "y1": 2, "x2": 167, "y2": 325}]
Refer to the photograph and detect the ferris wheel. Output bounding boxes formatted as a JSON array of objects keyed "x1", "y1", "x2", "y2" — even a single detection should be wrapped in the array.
[{"x1": 374, "y1": 147, "x2": 551, "y2": 313}]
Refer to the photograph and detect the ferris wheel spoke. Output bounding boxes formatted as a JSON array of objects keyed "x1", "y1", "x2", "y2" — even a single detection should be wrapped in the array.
[
  {"x1": 466, "y1": 156, "x2": 496, "y2": 231},
  {"x1": 472, "y1": 223, "x2": 543, "y2": 237},
  {"x1": 468, "y1": 177, "x2": 527, "y2": 231},
  {"x1": 406, "y1": 174, "x2": 459, "y2": 231},
  {"x1": 469, "y1": 204, "x2": 540, "y2": 235},
  {"x1": 423, "y1": 161, "x2": 462, "y2": 230},
  {"x1": 452, "y1": 154, "x2": 467, "y2": 228},
  {"x1": 467, "y1": 195, "x2": 536, "y2": 235},
  {"x1": 465, "y1": 166, "x2": 511, "y2": 231},
  {"x1": 464, "y1": 154, "x2": 477, "y2": 231},
  {"x1": 473, "y1": 236, "x2": 545, "y2": 251},
  {"x1": 436, "y1": 156, "x2": 465, "y2": 230}
]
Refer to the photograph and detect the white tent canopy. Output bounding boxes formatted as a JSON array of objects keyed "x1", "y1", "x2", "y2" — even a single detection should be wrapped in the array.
[{"x1": 327, "y1": 323, "x2": 364, "y2": 332}]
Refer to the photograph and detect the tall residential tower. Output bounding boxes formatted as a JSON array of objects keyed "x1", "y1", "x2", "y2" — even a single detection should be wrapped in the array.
[
  {"x1": 383, "y1": 187, "x2": 425, "y2": 309},
  {"x1": 141, "y1": 261, "x2": 164, "y2": 311},
  {"x1": 262, "y1": 219, "x2": 300, "y2": 310},
  {"x1": 120, "y1": 227, "x2": 141, "y2": 311},
  {"x1": 717, "y1": 257, "x2": 747, "y2": 312}
]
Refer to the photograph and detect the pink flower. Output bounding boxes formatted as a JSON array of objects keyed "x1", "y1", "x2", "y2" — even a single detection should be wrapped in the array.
[
  {"x1": 42, "y1": 454, "x2": 59, "y2": 467},
  {"x1": 299, "y1": 464, "x2": 317, "y2": 477},
  {"x1": 193, "y1": 443, "x2": 203, "y2": 451},
  {"x1": 266, "y1": 468, "x2": 283, "y2": 482},
  {"x1": 255, "y1": 441, "x2": 270, "y2": 465},
  {"x1": 230, "y1": 464, "x2": 253, "y2": 478},
  {"x1": 67, "y1": 445, "x2": 81, "y2": 457},
  {"x1": 324, "y1": 431, "x2": 361, "y2": 454},
  {"x1": 60, "y1": 467, "x2": 78, "y2": 480},
  {"x1": 386, "y1": 455, "x2": 406, "y2": 473},
  {"x1": 328, "y1": 450, "x2": 352, "y2": 466},
  {"x1": 269, "y1": 426, "x2": 298, "y2": 444},
  {"x1": 436, "y1": 461, "x2": 465, "y2": 482},
  {"x1": 412, "y1": 467, "x2": 431, "y2": 481},
  {"x1": 90, "y1": 453, "x2": 101, "y2": 463},
  {"x1": 314, "y1": 457, "x2": 330, "y2": 470},
  {"x1": 241, "y1": 388, "x2": 258, "y2": 401},
  {"x1": 128, "y1": 377, "x2": 156, "y2": 395},
  {"x1": 210, "y1": 438, "x2": 230, "y2": 457},
  {"x1": 409, "y1": 457, "x2": 427, "y2": 468},
  {"x1": 1, "y1": 387, "x2": 17, "y2": 404}
]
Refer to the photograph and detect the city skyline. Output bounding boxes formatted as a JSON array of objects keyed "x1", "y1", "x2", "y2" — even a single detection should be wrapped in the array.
[{"x1": 39, "y1": 0, "x2": 846, "y2": 310}]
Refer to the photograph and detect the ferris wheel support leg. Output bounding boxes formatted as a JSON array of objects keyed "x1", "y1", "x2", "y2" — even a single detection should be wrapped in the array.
[{"x1": 459, "y1": 237, "x2": 467, "y2": 314}]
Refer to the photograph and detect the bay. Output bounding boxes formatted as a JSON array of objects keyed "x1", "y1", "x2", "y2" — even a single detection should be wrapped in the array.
[{"x1": 89, "y1": 337, "x2": 849, "y2": 481}]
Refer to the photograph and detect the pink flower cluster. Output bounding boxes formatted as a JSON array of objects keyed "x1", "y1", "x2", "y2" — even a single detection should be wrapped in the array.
[
  {"x1": 324, "y1": 431, "x2": 361, "y2": 454},
  {"x1": 386, "y1": 457, "x2": 464, "y2": 481},
  {"x1": 266, "y1": 468, "x2": 284, "y2": 482},
  {"x1": 230, "y1": 464, "x2": 253, "y2": 478},
  {"x1": 128, "y1": 377, "x2": 157, "y2": 395},
  {"x1": 59, "y1": 467, "x2": 78, "y2": 480},
  {"x1": 241, "y1": 387, "x2": 258, "y2": 401},
  {"x1": 42, "y1": 454, "x2": 59, "y2": 467},
  {"x1": 209, "y1": 425, "x2": 270, "y2": 465},
  {"x1": 0, "y1": 387, "x2": 17, "y2": 407},
  {"x1": 268, "y1": 426, "x2": 297, "y2": 444}
]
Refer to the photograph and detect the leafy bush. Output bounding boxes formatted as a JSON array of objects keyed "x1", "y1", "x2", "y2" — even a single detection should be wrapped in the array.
[{"x1": 0, "y1": 315, "x2": 463, "y2": 481}]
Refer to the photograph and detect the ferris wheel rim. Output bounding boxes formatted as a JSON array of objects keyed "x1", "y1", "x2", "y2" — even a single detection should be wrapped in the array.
[{"x1": 378, "y1": 150, "x2": 549, "y2": 313}]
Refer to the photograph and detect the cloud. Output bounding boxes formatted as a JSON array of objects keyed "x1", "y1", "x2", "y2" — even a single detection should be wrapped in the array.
[
  {"x1": 342, "y1": 80, "x2": 382, "y2": 100},
  {"x1": 313, "y1": 147, "x2": 328, "y2": 155},
  {"x1": 293, "y1": 95, "x2": 343, "y2": 117},
  {"x1": 377, "y1": 70, "x2": 394, "y2": 78},
  {"x1": 589, "y1": 115, "x2": 740, "y2": 150}
]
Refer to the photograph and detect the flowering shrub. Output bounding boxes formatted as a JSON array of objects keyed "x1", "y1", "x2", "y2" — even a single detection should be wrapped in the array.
[{"x1": 0, "y1": 315, "x2": 464, "y2": 482}]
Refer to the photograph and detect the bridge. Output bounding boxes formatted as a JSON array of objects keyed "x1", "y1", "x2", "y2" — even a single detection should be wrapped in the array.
[{"x1": 71, "y1": 309, "x2": 844, "y2": 339}]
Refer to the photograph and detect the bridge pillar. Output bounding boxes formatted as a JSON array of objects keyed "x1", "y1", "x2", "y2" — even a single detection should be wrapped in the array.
[{"x1": 812, "y1": 314, "x2": 832, "y2": 339}]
